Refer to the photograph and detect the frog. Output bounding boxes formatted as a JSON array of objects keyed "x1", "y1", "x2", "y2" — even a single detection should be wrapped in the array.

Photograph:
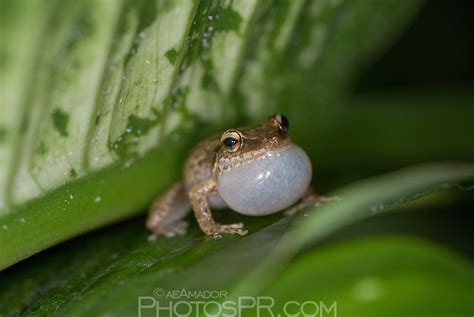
[{"x1": 146, "y1": 114, "x2": 327, "y2": 239}]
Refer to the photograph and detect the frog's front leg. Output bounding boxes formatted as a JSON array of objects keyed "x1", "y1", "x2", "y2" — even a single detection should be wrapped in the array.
[
  {"x1": 146, "y1": 182, "x2": 191, "y2": 239},
  {"x1": 284, "y1": 188, "x2": 340, "y2": 216},
  {"x1": 189, "y1": 179, "x2": 248, "y2": 236}
]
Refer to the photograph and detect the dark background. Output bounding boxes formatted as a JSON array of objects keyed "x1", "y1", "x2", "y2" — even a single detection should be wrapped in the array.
[
  {"x1": 357, "y1": 0, "x2": 474, "y2": 91},
  {"x1": 353, "y1": 0, "x2": 474, "y2": 259}
]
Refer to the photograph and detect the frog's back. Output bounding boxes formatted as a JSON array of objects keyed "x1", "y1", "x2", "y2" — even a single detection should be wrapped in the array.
[
  {"x1": 183, "y1": 136, "x2": 228, "y2": 208},
  {"x1": 183, "y1": 136, "x2": 219, "y2": 189}
]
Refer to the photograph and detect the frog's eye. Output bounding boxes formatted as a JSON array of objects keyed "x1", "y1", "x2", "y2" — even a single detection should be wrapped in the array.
[
  {"x1": 221, "y1": 130, "x2": 242, "y2": 152},
  {"x1": 276, "y1": 114, "x2": 289, "y2": 130},
  {"x1": 269, "y1": 114, "x2": 290, "y2": 131},
  {"x1": 223, "y1": 137, "x2": 237, "y2": 147}
]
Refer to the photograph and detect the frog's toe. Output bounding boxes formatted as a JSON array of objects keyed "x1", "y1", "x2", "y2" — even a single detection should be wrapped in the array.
[
  {"x1": 212, "y1": 223, "x2": 248, "y2": 236},
  {"x1": 148, "y1": 221, "x2": 189, "y2": 239},
  {"x1": 236, "y1": 228, "x2": 249, "y2": 236},
  {"x1": 224, "y1": 222, "x2": 244, "y2": 229},
  {"x1": 166, "y1": 220, "x2": 189, "y2": 237}
]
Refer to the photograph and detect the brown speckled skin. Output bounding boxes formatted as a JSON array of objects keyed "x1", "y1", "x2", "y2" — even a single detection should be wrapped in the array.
[
  {"x1": 184, "y1": 115, "x2": 291, "y2": 188},
  {"x1": 146, "y1": 115, "x2": 318, "y2": 238}
]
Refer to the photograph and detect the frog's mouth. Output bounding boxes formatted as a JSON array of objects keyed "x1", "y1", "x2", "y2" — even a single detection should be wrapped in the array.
[{"x1": 217, "y1": 142, "x2": 295, "y2": 172}]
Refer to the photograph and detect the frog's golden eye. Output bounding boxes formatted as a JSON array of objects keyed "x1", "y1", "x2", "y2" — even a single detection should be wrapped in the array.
[{"x1": 221, "y1": 130, "x2": 242, "y2": 152}]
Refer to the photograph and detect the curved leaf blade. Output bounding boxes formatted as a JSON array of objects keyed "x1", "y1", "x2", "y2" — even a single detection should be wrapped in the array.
[
  {"x1": 0, "y1": 0, "x2": 425, "y2": 269},
  {"x1": 0, "y1": 162, "x2": 472, "y2": 316}
]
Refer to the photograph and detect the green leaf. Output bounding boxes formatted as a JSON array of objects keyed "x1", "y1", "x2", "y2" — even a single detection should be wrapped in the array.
[
  {"x1": 261, "y1": 237, "x2": 474, "y2": 317},
  {"x1": 0, "y1": 163, "x2": 473, "y2": 316},
  {"x1": 0, "y1": 0, "x2": 426, "y2": 268},
  {"x1": 229, "y1": 162, "x2": 474, "y2": 298}
]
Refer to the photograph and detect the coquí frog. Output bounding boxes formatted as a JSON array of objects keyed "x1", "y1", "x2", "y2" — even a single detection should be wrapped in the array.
[{"x1": 146, "y1": 114, "x2": 325, "y2": 238}]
